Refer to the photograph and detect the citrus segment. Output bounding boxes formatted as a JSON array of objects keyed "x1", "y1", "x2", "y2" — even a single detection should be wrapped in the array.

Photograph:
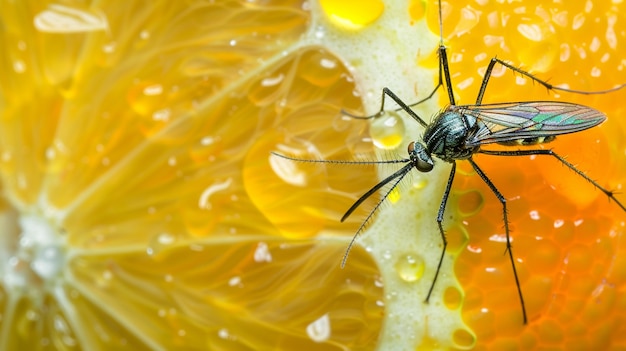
[
  {"x1": 433, "y1": 1, "x2": 626, "y2": 348},
  {"x1": 0, "y1": 0, "x2": 386, "y2": 349}
]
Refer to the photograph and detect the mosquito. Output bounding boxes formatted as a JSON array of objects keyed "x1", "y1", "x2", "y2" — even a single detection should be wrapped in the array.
[{"x1": 272, "y1": 1, "x2": 626, "y2": 324}]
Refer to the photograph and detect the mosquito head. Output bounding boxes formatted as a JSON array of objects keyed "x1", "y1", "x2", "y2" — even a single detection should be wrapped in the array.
[{"x1": 408, "y1": 141, "x2": 434, "y2": 172}]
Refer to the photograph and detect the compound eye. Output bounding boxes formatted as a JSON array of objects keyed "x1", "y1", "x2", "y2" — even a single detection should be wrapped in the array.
[
  {"x1": 407, "y1": 141, "x2": 415, "y2": 154},
  {"x1": 416, "y1": 157, "x2": 434, "y2": 172}
]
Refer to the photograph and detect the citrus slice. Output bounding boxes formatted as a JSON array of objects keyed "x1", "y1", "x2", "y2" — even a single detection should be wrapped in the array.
[{"x1": 1, "y1": 0, "x2": 625, "y2": 350}]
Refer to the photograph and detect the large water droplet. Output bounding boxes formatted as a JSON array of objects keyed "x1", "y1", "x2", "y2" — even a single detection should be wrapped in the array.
[
  {"x1": 394, "y1": 253, "x2": 425, "y2": 282},
  {"x1": 370, "y1": 111, "x2": 405, "y2": 150}
]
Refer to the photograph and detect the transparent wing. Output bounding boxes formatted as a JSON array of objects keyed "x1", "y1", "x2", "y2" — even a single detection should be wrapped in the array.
[{"x1": 457, "y1": 101, "x2": 607, "y2": 147}]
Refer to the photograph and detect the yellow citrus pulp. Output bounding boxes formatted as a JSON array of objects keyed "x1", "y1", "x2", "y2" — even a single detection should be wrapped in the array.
[{"x1": 0, "y1": 0, "x2": 625, "y2": 350}]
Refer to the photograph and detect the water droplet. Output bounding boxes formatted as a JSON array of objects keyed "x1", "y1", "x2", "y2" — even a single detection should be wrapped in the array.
[
  {"x1": 153, "y1": 109, "x2": 170, "y2": 121},
  {"x1": 529, "y1": 210, "x2": 540, "y2": 220},
  {"x1": 157, "y1": 233, "x2": 175, "y2": 245},
  {"x1": 382, "y1": 250, "x2": 391, "y2": 260},
  {"x1": 228, "y1": 276, "x2": 242, "y2": 287},
  {"x1": 218, "y1": 328, "x2": 229, "y2": 339},
  {"x1": 369, "y1": 111, "x2": 405, "y2": 150},
  {"x1": 394, "y1": 253, "x2": 425, "y2": 282},
  {"x1": 253, "y1": 242, "x2": 272, "y2": 262},
  {"x1": 261, "y1": 73, "x2": 284, "y2": 87},
  {"x1": 306, "y1": 314, "x2": 331, "y2": 342},
  {"x1": 143, "y1": 84, "x2": 163, "y2": 96},
  {"x1": 198, "y1": 178, "x2": 232, "y2": 209},
  {"x1": 13, "y1": 60, "x2": 26, "y2": 73},
  {"x1": 34, "y1": 4, "x2": 108, "y2": 33},
  {"x1": 554, "y1": 219, "x2": 564, "y2": 228}
]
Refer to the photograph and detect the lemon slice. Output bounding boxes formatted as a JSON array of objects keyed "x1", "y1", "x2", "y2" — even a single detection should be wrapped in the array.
[{"x1": 1, "y1": 1, "x2": 626, "y2": 350}]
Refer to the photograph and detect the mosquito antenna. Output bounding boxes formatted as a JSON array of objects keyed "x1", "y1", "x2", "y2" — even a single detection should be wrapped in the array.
[
  {"x1": 438, "y1": 0, "x2": 444, "y2": 46},
  {"x1": 270, "y1": 152, "x2": 410, "y2": 165},
  {"x1": 341, "y1": 163, "x2": 414, "y2": 268},
  {"x1": 341, "y1": 163, "x2": 414, "y2": 222}
]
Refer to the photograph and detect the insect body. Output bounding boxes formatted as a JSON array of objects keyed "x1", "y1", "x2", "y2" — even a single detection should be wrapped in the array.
[{"x1": 272, "y1": 2, "x2": 626, "y2": 325}]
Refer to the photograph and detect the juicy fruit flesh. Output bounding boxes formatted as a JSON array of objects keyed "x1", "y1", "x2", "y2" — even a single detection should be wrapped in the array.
[
  {"x1": 0, "y1": 1, "x2": 384, "y2": 350},
  {"x1": 0, "y1": 0, "x2": 625, "y2": 350},
  {"x1": 427, "y1": 1, "x2": 626, "y2": 349}
]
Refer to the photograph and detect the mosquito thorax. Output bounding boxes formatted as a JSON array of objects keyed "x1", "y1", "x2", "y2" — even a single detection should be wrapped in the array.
[
  {"x1": 422, "y1": 107, "x2": 479, "y2": 161},
  {"x1": 407, "y1": 141, "x2": 434, "y2": 172}
]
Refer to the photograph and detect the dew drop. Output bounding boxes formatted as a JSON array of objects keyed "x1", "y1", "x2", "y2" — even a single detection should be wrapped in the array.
[
  {"x1": 529, "y1": 210, "x2": 540, "y2": 220},
  {"x1": 253, "y1": 242, "x2": 272, "y2": 262},
  {"x1": 394, "y1": 253, "x2": 425, "y2": 282},
  {"x1": 306, "y1": 314, "x2": 331, "y2": 343},
  {"x1": 590, "y1": 66, "x2": 601, "y2": 77},
  {"x1": 554, "y1": 219, "x2": 565, "y2": 228},
  {"x1": 369, "y1": 111, "x2": 405, "y2": 150},
  {"x1": 13, "y1": 60, "x2": 26, "y2": 73}
]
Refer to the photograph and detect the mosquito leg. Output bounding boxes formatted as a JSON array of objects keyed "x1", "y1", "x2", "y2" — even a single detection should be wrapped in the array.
[
  {"x1": 425, "y1": 161, "x2": 456, "y2": 303},
  {"x1": 475, "y1": 58, "x2": 626, "y2": 104},
  {"x1": 467, "y1": 157, "x2": 528, "y2": 324},
  {"x1": 342, "y1": 87, "x2": 431, "y2": 128},
  {"x1": 479, "y1": 149, "x2": 626, "y2": 211}
]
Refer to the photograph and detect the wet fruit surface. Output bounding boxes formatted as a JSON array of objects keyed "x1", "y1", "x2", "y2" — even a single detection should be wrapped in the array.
[{"x1": 1, "y1": 0, "x2": 625, "y2": 350}]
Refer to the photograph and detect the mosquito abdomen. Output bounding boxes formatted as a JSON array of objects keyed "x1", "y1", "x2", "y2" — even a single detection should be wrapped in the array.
[{"x1": 497, "y1": 135, "x2": 557, "y2": 146}]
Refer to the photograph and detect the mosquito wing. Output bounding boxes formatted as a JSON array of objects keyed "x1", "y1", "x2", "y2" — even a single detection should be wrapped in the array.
[{"x1": 457, "y1": 101, "x2": 607, "y2": 147}]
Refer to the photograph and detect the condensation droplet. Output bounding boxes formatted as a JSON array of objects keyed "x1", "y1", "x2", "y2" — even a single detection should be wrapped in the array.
[
  {"x1": 143, "y1": 84, "x2": 163, "y2": 96},
  {"x1": 13, "y1": 60, "x2": 26, "y2": 73},
  {"x1": 261, "y1": 74, "x2": 284, "y2": 87},
  {"x1": 572, "y1": 13, "x2": 585, "y2": 30},
  {"x1": 369, "y1": 111, "x2": 405, "y2": 150},
  {"x1": 474, "y1": 52, "x2": 487, "y2": 62},
  {"x1": 589, "y1": 36, "x2": 601, "y2": 52},
  {"x1": 590, "y1": 66, "x2": 601, "y2": 77},
  {"x1": 157, "y1": 233, "x2": 175, "y2": 245},
  {"x1": 606, "y1": 15, "x2": 617, "y2": 49},
  {"x1": 102, "y1": 42, "x2": 116, "y2": 53},
  {"x1": 382, "y1": 250, "x2": 392, "y2": 260},
  {"x1": 456, "y1": 77, "x2": 474, "y2": 91},
  {"x1": 600, "y1": 53, "x2": 610, "y2": 63},
  {"x1": 228, "y1": 276, "x2": 242, "y2": 287},
  {"x1": 218, "y1": 328, "x2": 230, "y2": 339},
  {"x1": 152, "y1": 109, "x2": 170, "y2": 121},
  {"x1": 394, "y1": 253, "x2": 425, "y2": 282},
  {"x1": 34, "y1": 4, "x2": 108, "y2": 33},
  {"x1": 529, "y1": 210, "x2": 540, "y2": 220},
  {"x1": 254, "y1": 242, "x2": 272, "y2": 262},
  {"x1": 488, "y1": 233, "x2": 508, "y2": 243},
  {"x1": 306, "y1": 314, "x2": 331, "y2": 343},
  {"x1": 198, "y1": 178, "x2": 232, "y2": 210},
  {"x1": 517, "y1": 23, "x2": 542, "y2": 41},
  {"x1": 483, "y1": 35, "x2": 503, "y2": 47},
  {"x1": 560, "y1": 43, "x2": 571, "y2": 62},
  {"x1": 320, "y1": 58, "x2": 337, "y2": 69}
]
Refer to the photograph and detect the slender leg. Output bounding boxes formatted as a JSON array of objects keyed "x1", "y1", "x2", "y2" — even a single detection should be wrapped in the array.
[
  {"x1": 475, "y1": 58, "x2": 626, "y2": 105},
  {"x1": 342, "y1": 87, "x2": 429, "y2": 127},
  {"x1": 468, "y1": 157, "x2": 528, "y2": 324},
  {"x1": 425, "y1": 161, "x2": 456, "y2": 303},
  {"x1": 342, "y1": 41, "x2": 459, "y2": 125},
  {"x1": 478, "y1": 149, "x2": 625, "y2": 211}
]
